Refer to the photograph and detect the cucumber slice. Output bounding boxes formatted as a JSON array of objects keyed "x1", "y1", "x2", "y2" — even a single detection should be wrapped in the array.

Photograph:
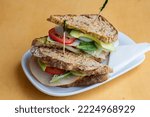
[
  {"x1": 100, "y1": 41, "x2": 115, "y2": 51},
  {"x1": 70, "y1": 30, "x2": 81, "y2": 38}
]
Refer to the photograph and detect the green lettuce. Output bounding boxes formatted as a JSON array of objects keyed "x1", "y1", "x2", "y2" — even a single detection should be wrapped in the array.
[
  {"x1": 50, "y1": 71, "x2": 87, "y2": 83},
  {"x1": 77, "y1": 41, "x2": 97, "y2": 51},
  {"x1": 37, "y1": 59, "x2": 47, "y2": 71},
  {"x1": 50, "y1": 72, "x2": 72, "y2": 83}
]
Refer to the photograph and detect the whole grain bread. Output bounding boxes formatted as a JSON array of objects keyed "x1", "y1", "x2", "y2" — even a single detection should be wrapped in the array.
[
  {"x1": 60, "y1": 74, "x2": 108, "y2": 87},
  {"x1": 47, "y1": 14, "x2": 118, "y2": 43},
  {"x1": 30, "y1": 46, "x2": 112, "y2": 76}
]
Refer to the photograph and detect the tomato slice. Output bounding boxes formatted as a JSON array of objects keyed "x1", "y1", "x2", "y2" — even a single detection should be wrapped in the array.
[
  {"x1": 45, "y1": 67, "x2": 65, "y2": 75},
  {"x1": 48, "y1": 28, "x2": 76, "y2": 44}
]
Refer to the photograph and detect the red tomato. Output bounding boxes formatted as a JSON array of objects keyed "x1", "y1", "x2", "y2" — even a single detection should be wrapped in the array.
[
  {"x1": 45, "y1": 67, "x2": 65, "y2": 75},
  {"x1": 48, "y1": 28, "x2": 76, "y2": 44}
]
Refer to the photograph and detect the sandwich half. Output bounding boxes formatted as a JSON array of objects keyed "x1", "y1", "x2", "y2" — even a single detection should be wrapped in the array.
[
  {"x1": 30, "y1": 46, "x2": 112, "y2": 87},
  {"x1": 33, "y1": 14, "x2": 118, "y2": 62},
  {"x1": 29, "y1": 14, "x2": 118, "y2": 87}
]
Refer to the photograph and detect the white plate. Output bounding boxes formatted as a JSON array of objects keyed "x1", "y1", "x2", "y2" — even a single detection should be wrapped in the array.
[{"x1": 21, "y1": 32, "x2": 145, "y2": 96}]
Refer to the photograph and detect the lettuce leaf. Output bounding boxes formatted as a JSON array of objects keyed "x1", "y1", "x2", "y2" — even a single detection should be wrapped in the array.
[
  {"x1": 50, "y1": 72, "x2": 72, "y2": 83},
  {"x1": 50, "y1": 71, "x2": 87, "y2": 83},
  {"x1": 37, "y1": 59, "x2": 47, "y2": 71},
  {"x1": 77, "y1": 41, "x2": 97, "y2": 51}
]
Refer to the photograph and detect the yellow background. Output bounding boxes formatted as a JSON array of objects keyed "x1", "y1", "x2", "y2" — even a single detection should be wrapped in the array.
[{"x1": 0, "y1": 0, "x2": 150, "y2": 100}]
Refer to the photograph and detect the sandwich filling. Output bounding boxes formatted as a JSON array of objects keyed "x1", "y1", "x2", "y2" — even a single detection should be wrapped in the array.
[
  {"x1": 48, "y1": 26, "x2": 118, "y2": 60},
  {"x1": 38, "y1": 58, "x2": 86, "y2": 83}
]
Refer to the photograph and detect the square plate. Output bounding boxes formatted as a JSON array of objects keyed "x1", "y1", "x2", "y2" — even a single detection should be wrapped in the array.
[{"x1": 21, "y1": 32, "x2": 145, "y2": 96}]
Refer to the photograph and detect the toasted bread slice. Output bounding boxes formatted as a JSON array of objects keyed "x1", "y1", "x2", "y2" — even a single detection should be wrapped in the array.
[
  {"x1": 47, "y1": 14, "x2": 118, "y2": 43},
  {"x1": 29, "y1": 56, "x2": 108, "y2": 87}
]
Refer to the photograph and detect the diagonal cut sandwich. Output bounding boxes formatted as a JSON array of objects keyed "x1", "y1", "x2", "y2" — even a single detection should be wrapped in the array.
[{"x1": 29, "y1": 14, "x2": 118, "y2": 87}]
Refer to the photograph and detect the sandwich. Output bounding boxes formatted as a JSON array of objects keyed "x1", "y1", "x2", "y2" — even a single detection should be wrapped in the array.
[{"x1": 29, "y1": 14, "x2": 118, "y2": 87}]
